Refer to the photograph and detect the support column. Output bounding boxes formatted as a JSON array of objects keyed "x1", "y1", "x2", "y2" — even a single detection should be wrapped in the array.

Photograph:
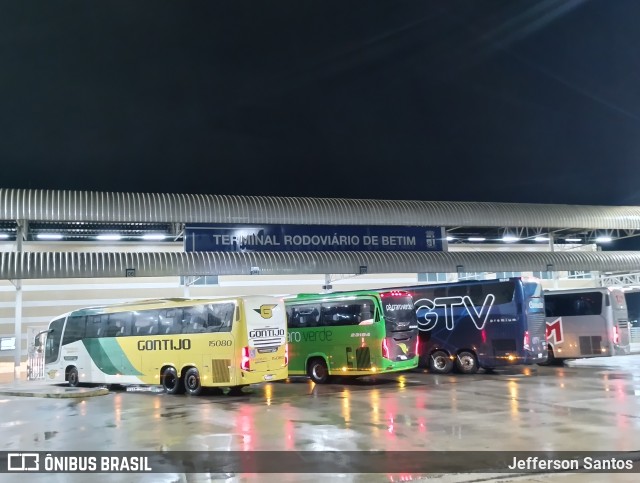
[
  {"x1": 548, "y1": 233, "x2": 559, "y2": 289},
  {"x1": 14, "y1": 220, "x2": 27, "y2": 381}
]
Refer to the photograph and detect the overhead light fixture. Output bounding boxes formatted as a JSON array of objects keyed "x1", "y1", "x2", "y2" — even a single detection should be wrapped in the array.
[
  {"x1": 0, "y1": 233, "x2": 9, "y2": 239},
  {"x1": 595, "y1": 236, "x2": 612, "y2": 243},
  {"x1": 565, "y1": 238, "x2": 582, "y2": 243},
  {"x1": 468, "y1": 237, "x2": 486, "y2": 242},
  {"x1": 446, "y1": 236, "x2": 456, "y2": 241},
  {"x1": 142, "y1": 234, "x2": 166, "y2": 241},
  {"x1": 501, "y1": 235, "x2": 520, "y2": 242},
  {"x1": 534, "y1": 236, "x2": 550, "y2": 242},
  {"x1": 96, "y1": 234, "x2": 122, "y2": 241},
  {"x1": 37, "y1": 233, "x2": 63, "y2": 240}
]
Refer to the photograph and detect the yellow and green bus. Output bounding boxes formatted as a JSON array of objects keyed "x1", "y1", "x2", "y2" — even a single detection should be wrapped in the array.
[
  {"x1": 284, "y1": 289, "x2": 419, "y2": 383},
  {"x1": 38, "y1": 296, "x2": 288, "y2": 395}
]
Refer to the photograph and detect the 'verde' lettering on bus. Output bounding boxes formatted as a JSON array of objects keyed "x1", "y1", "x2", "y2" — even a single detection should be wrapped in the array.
[
  {"x1": 288, "y1": 328, "x2": 333, "y2": 343},
  {"x1": 415, "y1": 294, "x2": 496, "y2": 331},
  {"x1": 137, "y1": 339, "x2": 191, "y2": 351},
  {"x1": 249, "y1": 328, "x2": 285, "y2": 339}
]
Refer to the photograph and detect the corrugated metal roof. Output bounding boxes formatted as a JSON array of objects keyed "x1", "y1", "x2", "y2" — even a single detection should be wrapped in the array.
[
  {"x1": 2, "y1": 250, "x2": 639, "y2": 279},
  {"x1": 2, "y1": 188, "x2": 640, "y2": 229}
]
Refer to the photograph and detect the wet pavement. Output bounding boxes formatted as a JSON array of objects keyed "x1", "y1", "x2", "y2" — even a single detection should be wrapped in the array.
[{"x1": 1, "y1": 356, "x2": 640, "y2": 482}]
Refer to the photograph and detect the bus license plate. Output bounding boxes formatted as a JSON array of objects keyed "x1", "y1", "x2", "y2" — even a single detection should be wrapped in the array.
[
  {"x1": 263, "y1": 374, "x2": 274, "y2": 381},
  {"x1": 538, "y1": 353, "x2": 543, "y2": 358}
]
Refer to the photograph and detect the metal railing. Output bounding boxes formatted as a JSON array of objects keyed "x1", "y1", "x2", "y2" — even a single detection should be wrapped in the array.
[{"x1": 27, "y1": 346, "x2": 45, "y2": 380}]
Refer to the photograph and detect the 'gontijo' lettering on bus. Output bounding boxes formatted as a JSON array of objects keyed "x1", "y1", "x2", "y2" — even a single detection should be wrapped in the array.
[
  {"x1": 249, "y1": 328, "x2": 285, "y2": 339},
  {"x1": 137, "y1": 339, "x2": 192, "y2": 351}
]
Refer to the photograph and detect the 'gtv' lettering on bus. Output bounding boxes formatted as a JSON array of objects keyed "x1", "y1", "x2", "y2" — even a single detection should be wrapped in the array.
[
  {"x1": 137, "y1": 339, "x2": 192, "y2": 351},
  {"x1": 415, "y1": 294, "x2": 496, "y2": 331}
]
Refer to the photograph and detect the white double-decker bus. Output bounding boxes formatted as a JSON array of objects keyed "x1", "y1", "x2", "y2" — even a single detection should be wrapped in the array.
[{"x1": 543, "y1": 287, "x2": 631, "y2": 362}]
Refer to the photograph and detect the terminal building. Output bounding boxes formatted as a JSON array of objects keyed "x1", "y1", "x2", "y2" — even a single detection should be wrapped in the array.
[{"x1": 2, "y1": 188, "x2": 640, "y2": 378}]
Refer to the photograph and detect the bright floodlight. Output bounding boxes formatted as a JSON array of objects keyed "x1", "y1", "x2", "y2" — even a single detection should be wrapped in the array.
[
  {"x1": 534, "y1": 236, "x2": 550, "y2": 242},
  {"x1": 595, "y1": 236, "x2": 612, "y2": 243},
  {"x1": 37, "y1": 233, "x2": 63, "y2": 240},
  {"x1": 565, "y1": 238, "x2": 582, "y2": 243},
  {"x1": 96, "y1": 234, "x2": 122, "y2": 241},
  {"x1": 468, "y1": 237, "x2": 486, "y2": 242},
  {"x1": 501, "y1": 235, "x2": 520, "y2": 242},
  {"x1": 142, "y1": 234, "x2": 166, "y2": 241}
]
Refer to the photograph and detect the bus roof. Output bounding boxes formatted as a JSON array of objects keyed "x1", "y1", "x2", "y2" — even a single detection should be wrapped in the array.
[
  {"x1": 64, "y1": 295, "x2": 270, "y2": 316},
  {"x1": 285, "y1": 288, "x2": 410, "y2": 302}
]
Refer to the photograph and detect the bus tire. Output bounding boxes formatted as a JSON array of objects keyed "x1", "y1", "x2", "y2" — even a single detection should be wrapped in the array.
[
  {"x1": 455, "y1": 351, "x2": 478, "y2": 375},
  {"x1": 307, "y1": 358, "x2": 329, "y2": 384},
  {"x1": 429, "y1": 351, "x2": 453, "y2": 374},
  {"x1": 67, "y1": 366, "x2": 80, "y2": 387},
  {"x1": 162, "y1": 367, "x2": 184, "y2": 395},
  {"x1": 184, "y1": 367, "x2": 202, "y2": 396}
]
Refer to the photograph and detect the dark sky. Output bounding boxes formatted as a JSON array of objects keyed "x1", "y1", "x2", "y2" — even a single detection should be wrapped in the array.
[{"x1": 2, "y1": 0, "x2": 640, "y2": 205}]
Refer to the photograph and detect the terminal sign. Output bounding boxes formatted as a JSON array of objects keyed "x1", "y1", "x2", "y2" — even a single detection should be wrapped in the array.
[{"x1": 185, "y1": 224, "x2": 444, "y2": 253}]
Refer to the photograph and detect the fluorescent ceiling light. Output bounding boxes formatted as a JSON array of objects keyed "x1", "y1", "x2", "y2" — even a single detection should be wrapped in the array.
[
  {"x1": 446, "y1": 236, "x2": 455, "y2": 241},
  {"x1": 96, "y1": 234, "x2": 122, "y2": 241},
  {"x1": 468, "y1": 237, "x2": 486, "y2": 242},
  {"x1": 534, "y1": 236, "x2": 550, "y2": 242},
  {"x1": 37, "y1": 233, "x2": 63, "y2": 240},
  {"x1": 595, "y1": 236, "x2": 612, "y2": 243},
  {"x1": 142, "y1": 234, "x2": 166, "y2": 241},
  {"x1": 0, "y1": 233, "x2": 9, "y2": 239},
  {"x1": 565, "y1": 238, "x2": 582, "y2": 243},
  {"x1": 501, "y1": 235, "x2": 520, "y2": 242}
]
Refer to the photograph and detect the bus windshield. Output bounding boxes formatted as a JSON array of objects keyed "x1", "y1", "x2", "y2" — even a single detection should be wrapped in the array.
[{"x1": 380, "y1": 292, "x2": 416, "y2": 332}]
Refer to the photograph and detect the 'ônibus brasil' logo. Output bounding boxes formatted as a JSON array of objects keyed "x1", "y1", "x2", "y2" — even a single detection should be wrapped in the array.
[{"x1": 254, "y1": 304, "x2": 277, "y2": 319}]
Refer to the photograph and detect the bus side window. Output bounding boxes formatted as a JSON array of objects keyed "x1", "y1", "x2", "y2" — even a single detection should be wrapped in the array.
[
  {"x1": 206, "y1": 303, "x2": 234, "y2": 332},
  {"x1": 160, "y1": 310, "x2": 180, "y2": 335},
  {"x1": 434, "y1": 287, "x2": 446, "y2": 299},
  {"x1": 469, "y1": 285, "x2": 483, "y2": 305},
  {"x1": 183, "y1": 306, "x2": 207, "y2": 333},
  {"x1": 448, "y1": 285, "x2": 467, "y2": 298},
  {"x1": 62, "y1": 315, "x2": 86, "y2": 345},
  {"x1": 108, "y1": 313, "x2": 132, "y2": 337},
  {"x1": 133, "y1": 310, "x2": 159, "y2": 336},
  {"x1": 86, "y1": 315, "x2": 106, "y2": 338}
]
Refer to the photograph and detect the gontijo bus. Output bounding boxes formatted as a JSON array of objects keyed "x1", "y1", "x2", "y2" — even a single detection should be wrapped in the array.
[
  {"x1": 543, "y1": 287, "x2": 630, "y2": 362},
  {"x1": 36, "y1": 296, "x2": 288, "y2": 395},
  {"x1": 400, "y1": 277, "x2": 547, "y2": 374},
  {"x1": 284, "y1": 289, "x2": 419, "y2": 383}
]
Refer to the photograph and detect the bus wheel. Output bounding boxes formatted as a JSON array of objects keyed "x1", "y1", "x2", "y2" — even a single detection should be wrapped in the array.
[
  {"x1": 162, "y1": 367, "x2": 184, "y2": 395},
  {"x1": 307, "y1": 358, "x2": 329, "y2": 384},
  {"x1": 429, "y1": 351, "x2": 453, "y2": 374},
  {"x1": 67, "y1": 367, "x2": 80, "y2": 387},
  {"x1": 455, "y1": 351, "x2": 478, "y2": 375},
  {"x1": 184, "y1": 367, "x2": 202, "y2": 396}
]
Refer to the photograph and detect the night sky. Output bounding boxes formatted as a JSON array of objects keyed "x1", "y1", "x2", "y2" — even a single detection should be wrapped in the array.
[{"x1": 2, "y1": 1, "x2": 640, "y2": 206}]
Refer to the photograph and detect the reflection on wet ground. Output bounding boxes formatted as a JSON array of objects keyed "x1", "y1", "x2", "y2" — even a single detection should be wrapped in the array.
[{"x1": 2, "y1": 356, "x2": 640, "y2": 482}]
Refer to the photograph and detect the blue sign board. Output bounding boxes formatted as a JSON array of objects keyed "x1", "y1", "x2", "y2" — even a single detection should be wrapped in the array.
[{"x1": 185, "y1": 224, "x2": 444, "y2": 252}]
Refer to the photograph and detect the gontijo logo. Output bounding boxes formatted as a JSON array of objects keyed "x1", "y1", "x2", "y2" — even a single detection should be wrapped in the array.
[{"x1": 254, "y1": 304, "x2": 277, "y2": 319}]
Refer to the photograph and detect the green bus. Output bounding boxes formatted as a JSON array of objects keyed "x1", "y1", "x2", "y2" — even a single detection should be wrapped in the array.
[{"x1": 284, "y1": 289, "x2": 419, "y2": 383}]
